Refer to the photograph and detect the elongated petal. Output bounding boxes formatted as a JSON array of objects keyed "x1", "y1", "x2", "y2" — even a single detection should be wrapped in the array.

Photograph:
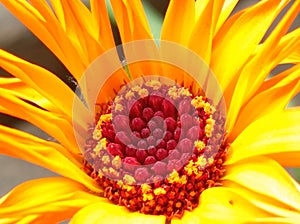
[
  {"x1": 90, "y1": 0, "x2": 115, "y2": 48},
  {"x1": 226, "y1": 0, "x2": 300, "y2": 132},
  {"x1": 71, "y1": 202, "x2": 166, "y2": 224},
  {"x1": 110, "y1": 0, "x2": 153, "y2": 42},
  {"x1": 0, "y1": 49, "x2": 82, "y2": 121},
  {"x1": 0, "y1": 0, "x2": 86, "y2": 79},
  {"x1": 0, "y1": 177, "x2": 104, "y2": 223},
  {"x1": 223, "y1": 181, "x2": 300, "y2": 219},
  {"x1": 52, "y1": 0, "x2": 103, "y2": 64},
  {"x1": 0, "y1": 77, "x2": 59, "y2": 113},
  {"x1": 161, "y1": 0, "x2": 195, "y2": 46},
  {"x1": 224, "y1": 157, "x2": 300, "y2": 211},
  {"x1": 226, "y1": 108, "x2": 300, "y2": 167},
  {"x1": 0, "y1": 88, "x2": 79, "y2": 153},
  {"x1": 215, "y1": 0, "x2": 239, "y2": 33},
  {"x1": 0, "y1": 125, "x2": 101, "y2": 193},
  {"x1": 231, "y1": 64, "x2": 300, "y2": 138},
  {"x1": 188, "y1": 0, "x2": 213, "y2": 64},
  {"x1": 211, "y1": 0, "x2": 288, "y2": 94},
  {"x1": 171, "y1": 187, "x2": 270, "y2": 224}
]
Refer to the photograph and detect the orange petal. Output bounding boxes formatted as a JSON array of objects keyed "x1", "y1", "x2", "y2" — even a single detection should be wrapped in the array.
[
  {"x1": 0, "y1": 0, "x2": 86, "y2": 79},
  {"x1": 161, "y1": 0, "x2": 195, "y2": 46},
  {"x1": 211, "y1": 0, "x2": 289, "y2": 95},
  {"x1": 225, "y1": 0, "x2": 300, "y2": 132},
  {"x1": 224, "y1": 157, "x2": 300, "y2": 211},
  {"x1": 0, "y1": 87, "x2": 79, "y2": 154},
  {"x1": 171, "y1": 187, "x2": 270, "y2": 224},
  {"x1": 110, "y1": 0, "x2": 160, "y2": 77},
  {"x1": 0, "y1": 125, "x2": 101, "y2": 193},
  {"x1": 188, "y1": 0, "x2": 213, "y2": 64},
  {"x1": 52, "y1": 0, "x2": 104, "y2": 64},
  {"x1": 0, "y1": 177, "x2": 104, "y2": 223},
  {"x1": 226, "y1": 107, "x2": 300, "y2": 167},
  {"x1": 0, "y1": 77, "x2": 59, "y2": 113},
  {"x1": 110, "y1": 0, "x2": 153, "y2": 42},
  {"x1": 71, "y1": 202, "x2": 166, "y2": 224},
  {"x1": 230, "y1": 64, "x2": 300, "y2": 138},
  {"x1": 0, "y1": 49, "x2": 83, "y2": 121},
  {"x1": 90, "y1": 0, "x2": 115, "y2": 49}
]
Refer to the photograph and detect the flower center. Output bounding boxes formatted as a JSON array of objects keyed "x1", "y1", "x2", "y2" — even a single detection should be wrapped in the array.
[{"x1": 83, "y1": 79, "x2": 228, "y2": 220}]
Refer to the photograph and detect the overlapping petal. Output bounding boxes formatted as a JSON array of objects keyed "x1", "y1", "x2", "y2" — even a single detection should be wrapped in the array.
[
  {"x1": 0, "y1": 125, "x2": 101, "y2": 193},
  {"x1": 226, "y1": 108, "x2": 300, "y2": 167},
  {"x1": 0, "y1": 177, "x2": 104, "y2": 223},
  {"x1": 0, "y1": 49, "x2": 82, "y2": 121},
  {"x1": 224, "y1": 157, "x2": 300, "y2": 211},
  {"x1": 226, "y1": 0, "x2": 300, "y2": 131}
]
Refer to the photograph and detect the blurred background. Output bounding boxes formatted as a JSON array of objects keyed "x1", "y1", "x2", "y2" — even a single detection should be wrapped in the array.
[{"x1": 0, "y1": 0, "x2": 299, "y2": 196}]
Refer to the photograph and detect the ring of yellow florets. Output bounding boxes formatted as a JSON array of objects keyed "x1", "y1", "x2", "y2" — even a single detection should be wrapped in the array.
[{"x1": 83, "y1": 79, "x2": 227, "y2": 220}]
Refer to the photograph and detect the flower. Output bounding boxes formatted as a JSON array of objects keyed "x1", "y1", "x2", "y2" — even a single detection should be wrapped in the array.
[{"x1": 0, "y1": 0, "x2": 300, "y2": 223}]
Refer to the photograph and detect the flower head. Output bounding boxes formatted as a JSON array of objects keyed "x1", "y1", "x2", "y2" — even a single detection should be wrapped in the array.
[{"x1": 0, "y1": 0, "x2": 300, "y2": 223}]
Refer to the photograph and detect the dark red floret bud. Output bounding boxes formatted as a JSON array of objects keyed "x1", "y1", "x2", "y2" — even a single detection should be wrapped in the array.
[
  {"x1": 144, "y1": 156, "x2": 157, "y2": 165},
  {"x1": 141, "y1": 128, "x2": 150, "y2": 138},
  {"x1": 142, "y1": 107, "x2": 154, "y2": 122},
  {"x1": 107, "y1": 143, "x2": 124, "y2": 158},
  {"x1": 136, "y1": 149, "x2": 148, "y2": 163},
  {"x1": 165, "y1": 117, "x2": 177, "y2": 132},
  {"x1": 162, "y1": 99, "x2": 176, "y2": 118},
  {"x1": 125, "y1": 146, "x2": 137, "y2": 157},
  {"x1": 129, "y1": 100, "x2": 143, "y2": 118},
  {"x1": 156, "y1": 148, "x2": 168, "y2": 160},
  {"x1": 131, "y1": 117, "x2": 146, "y2": 131},
  {"x1": 148, "y1": 95, "x2": 163, "y2": 111},
  {"x1": 166, "y1": 139, "x2": 177, "y2": 150}
]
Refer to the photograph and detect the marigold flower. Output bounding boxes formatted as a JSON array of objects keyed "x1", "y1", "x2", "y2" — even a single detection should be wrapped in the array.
[{"x1": 0, "y1": 0, "x2": 300, "y2": 223}]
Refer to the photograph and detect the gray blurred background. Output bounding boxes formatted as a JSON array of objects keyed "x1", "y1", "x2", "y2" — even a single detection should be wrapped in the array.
[{"x1": 0, "y1": 0, "x2": 299, "y2": 197}]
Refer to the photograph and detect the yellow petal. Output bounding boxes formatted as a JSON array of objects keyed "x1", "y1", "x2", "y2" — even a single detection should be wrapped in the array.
[
  {"x1": 211, "y1": 0, "x2": 289, "y2": 94},
  {"x1": 247, "y1": 217, "x2": 300, "y2": 223},
  {"x1": 161, "y1": 0, "x2": 195, "y2": 46},
  {"x1": 225, "y1": 0, "x2": 300, "y2": 132},
  {"x1": 71, "y1": 202, "x2": 166, "y2": 224},
  {"x1": 226, "y1": 108, "x2": 300, "y2": 167},
  {"x1": 0, "y1": 87, "x2": 79, "y2": 153},
  {"x1": 0, "y1": 49, "x2": 82, "y2": 121},
  {"x1": 223, "y1": 181, "x2": 300, "y2": 219},
  {"x1": 0, "y1": 125, "x2": 101, "y2": 193},
  {"x1": 0, "y1": 177, "x2": 104, "y2": 223},
  {"x1": 0, "y1": 0, "x2": 86, "y2": 79},
  {"x1": 173, "y1": 187, "x2": 270, "y2": 224},
  {"x1": 224, "y1": 157, "x2": 300, "y2": 211},
  {"x1": 280, "y1": 27, "x2": 300, "y2": 64},
  {"x1": 230, "y1": 64, "x2": 300, "y2": 138},
  {"x1": 215, "y1": 0, "x2": 239, "y2": 33}
]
